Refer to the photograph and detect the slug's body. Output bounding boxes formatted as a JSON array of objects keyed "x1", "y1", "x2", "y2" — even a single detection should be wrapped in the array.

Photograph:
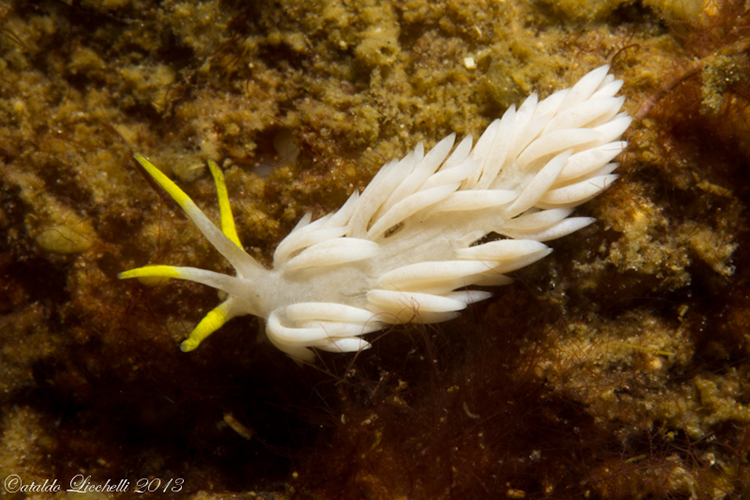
[{"x1": 120, "y1": 65, "x2": 630, "y2": 362}]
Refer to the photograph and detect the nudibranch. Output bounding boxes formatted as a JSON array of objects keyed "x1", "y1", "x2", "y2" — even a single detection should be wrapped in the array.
[{"x1": 120, "y1": 65, "x2": 630, "y2": 362}]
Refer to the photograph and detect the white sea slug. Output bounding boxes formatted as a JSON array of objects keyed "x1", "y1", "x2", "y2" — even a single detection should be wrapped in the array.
[{"x1": 119, "y1": 65, "x2": 630, "y2": 362}]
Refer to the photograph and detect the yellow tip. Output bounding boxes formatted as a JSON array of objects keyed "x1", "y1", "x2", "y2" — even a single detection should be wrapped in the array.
[
  {"x1": 180, "y1": 302, "x2": 232, "y2": 352},
  {"x1": 118, "y1": 265, "x2": 181, "y2": 280},
  {"x1": 133, "y1": 153, "x2": 195, "y2": 211},
  {"x1": 207, "y1": 159, "x2": 243, "y2": 249},
  {"x1": 180, "y1": 338, "x2": 200, "y2": 352}
]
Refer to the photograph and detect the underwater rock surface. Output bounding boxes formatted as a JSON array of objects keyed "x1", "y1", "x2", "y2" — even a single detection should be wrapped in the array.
[{"x1": 1, "y1": 0, "x2": 750, "y2": 498}]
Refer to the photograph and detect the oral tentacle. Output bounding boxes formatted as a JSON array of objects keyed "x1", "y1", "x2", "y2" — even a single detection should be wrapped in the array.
[{"x1": 181, "y1": 298, "x2": 244, "y2": 352}]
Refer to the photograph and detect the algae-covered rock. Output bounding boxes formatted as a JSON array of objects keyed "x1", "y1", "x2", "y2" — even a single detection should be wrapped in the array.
[{"x1": 2, "y1": 0, "x2": 750, "y2": 497}]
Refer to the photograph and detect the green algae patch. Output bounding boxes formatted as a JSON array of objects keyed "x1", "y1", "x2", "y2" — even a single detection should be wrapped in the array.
[
  {"x1": 119, "y1": 63, "x2": 176, "y2": 114},
  {"x1": 701, "y1": 54, "x2": 750, "y2": 115},
  {"x1": 355, "y1": 24, "x2": 400, "y2": 67},
  {"x1": 539, "y1": 0, "x2": 704, "y2": 22}
]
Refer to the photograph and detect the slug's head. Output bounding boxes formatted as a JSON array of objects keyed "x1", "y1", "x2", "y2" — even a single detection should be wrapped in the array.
[{"x1": 119, "y1": 154, "x2": 266, "y2": 352}]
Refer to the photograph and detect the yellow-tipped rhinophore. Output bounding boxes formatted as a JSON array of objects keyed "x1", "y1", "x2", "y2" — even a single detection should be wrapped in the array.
[
  {"x1": 133, "y1": 153, "x2": 196, "y2": 213},
  {"x1": 207, "y1": 159, "x2": 243, "y2": 249},
  {"x1": 180, "y1": 301, "x2": 232, "y2": 352},
  {"x1": 131, "y1": 153, "x2": 262, "y2": 276}
]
